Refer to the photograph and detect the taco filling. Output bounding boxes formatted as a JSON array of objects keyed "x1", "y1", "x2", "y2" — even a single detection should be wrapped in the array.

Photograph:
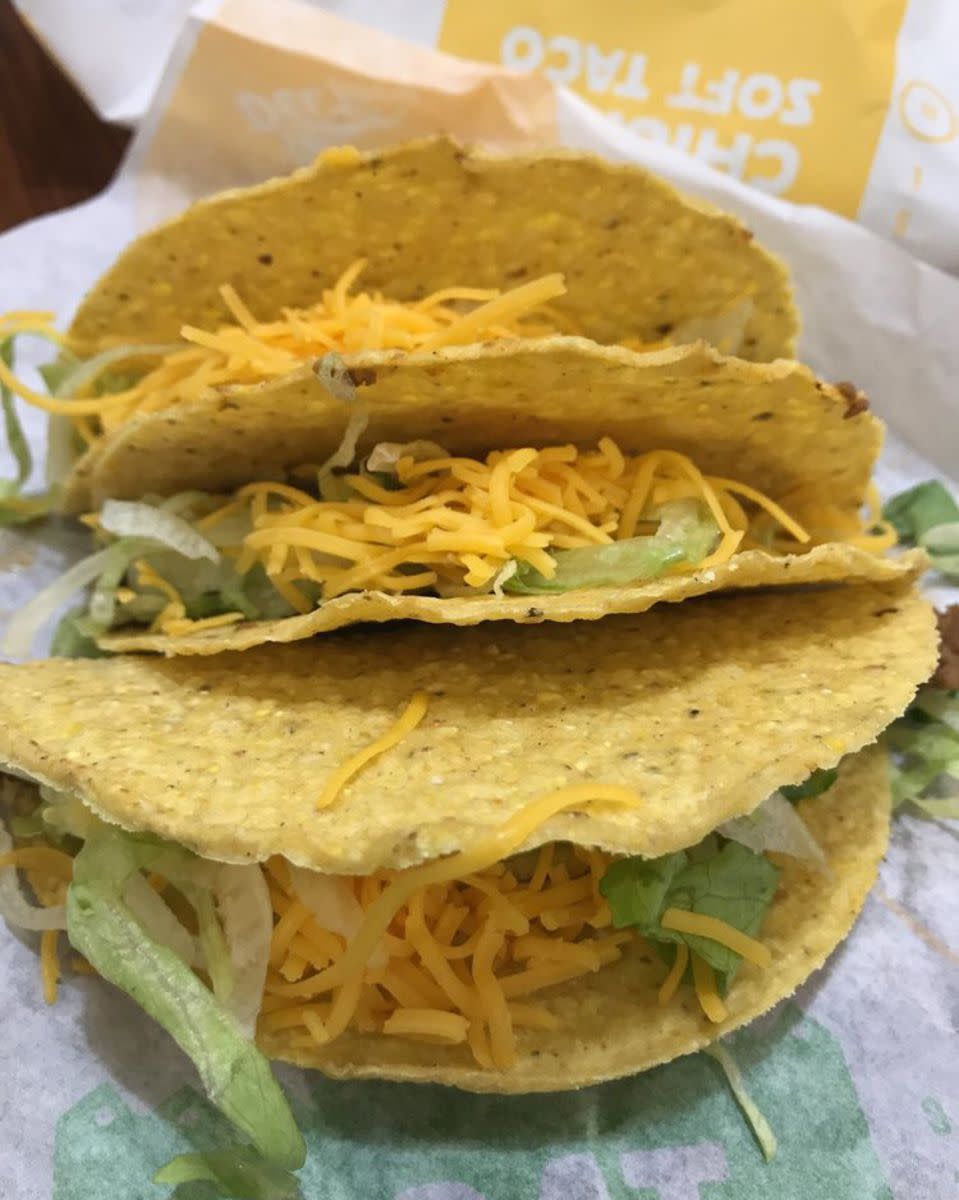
[
  {"x1": 32, "y1": 436, "x2": 894, "y2": 650},
  {"x1": 1, "y1": 773, "x2": 826, "y2": 1075}
]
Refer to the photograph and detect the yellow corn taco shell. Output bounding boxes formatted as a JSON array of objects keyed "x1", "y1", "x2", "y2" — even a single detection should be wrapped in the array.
[
  {"x1": 72, "y1": 340, "x2": 874, "y2": 511},
  {"x1": 0, "y1": 581, "x2": 935, "y2": 876},
  {"x1": 68, "y1": 137, "x2": 796, "y2": 362}
]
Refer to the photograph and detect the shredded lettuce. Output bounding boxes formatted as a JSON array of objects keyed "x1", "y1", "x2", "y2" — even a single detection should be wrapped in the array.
[
  {"x1": 4, "y1": 538, "x2": 157, "y2": 657},
  {"x1": 315, "y1": 355, "x2": 370, "y2": 497},
  {"x1": 670, "y1": 297, "x2": 754, "y2": 356},
  {"x1": 44, "y1": 350, "x2": 166, "y2": 490},
  {"x1": 216, "y1": 864, "x2": 274, "y2": 1037},
  {"x1": 191, "y1": 883, "x2": 235, "y2": 1003},
  {"x1": 505, "y1": 499, "x2": 718, "y2": 594},
  {"x1": 0, "y1": 332, "x2": 65, "y2": 524},
  {"x1": 719, "y1": 792, "x2": 827, "y2": 871},
  {"x1": 600, "y1": 840, "x2": 779, "y2": 992},
  {"x1": 37, "y1": 358, "x2": 79, "y2": 396},
  {"x1": 50, "y1": 607, "x2": 112, "y2": 659},
  {"x1": 779, "y1": 768, "x2": 838, "y2": 803},
  {"x1": 154, "y1": 1146, "x2": 303, "y2": 1199},
  {"x1": 37, "y1": 787, "x2": 101, "y2": 841},
  {"x1": 884, "y1": 481, "x2": 959, "y2": 540},
  {"x1": 883, "y1": 687, "x2": 959, "y2": 819},
  {"x1": 920, "y1": 523, "x2": 959, "y2": 579},
  {"x1": 51, "y1": 342, "x2": 180, "y2": 402},
  {"x1": 87, "y1": 538, "x2": 163, "y2": 630},
  {"x1": 67, "y1": 827, "x2": 305, "y2": 1171},
  {"x1": 129, "y1": 552, "x2": 301, "y2": 623},
  {"x1": 84, "y1": 494, "x2": 303, "y2": 632},
  {"x1": 10, "y1": 493, "x2": 299, "y2": 652},
  {"x1": 1, "y1": 338, "x2": 32, "y2": 491},
  {"x1": 365, "y1": 440, "x2": 448, "y2": 473},
  {"x1": 0, "y1": 333, "x2": 183, "y2": 522},
  {"x1": 100, "y1": 499, "x2": 220, "y2": 562},
  {"x1": 122, "y1": 872, "x2": 201, "y2": 967},
  {"x1": 44, "y1": 416, "x2": 78, "y2": 497},
  {"x1": 703, "y1": 1042, "x2": 778, "y2": 1162},
  {"x1": 884, "y1": 481, "x2": 959, "y2": 580}
]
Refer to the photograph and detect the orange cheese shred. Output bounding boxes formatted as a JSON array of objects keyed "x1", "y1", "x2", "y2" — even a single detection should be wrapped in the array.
[
  {"x1": 0, "y1": 847, "x2": 74, "y2": 880},
  {"x1": 40, "y1": 929, "x2": 60, "y2": 1005},
  {"x1": 691, "y1": 952, "x2": 728, "y2": 1023},
  {"x1": 317, "y1": 691, "x2": 429, "y2": 810},
  {"x1": 658, "y1": 943, "x2": 690, "y2": 1006},
  {"x1": 661, "y1": 908, "x2": 773, "y2": 968}
]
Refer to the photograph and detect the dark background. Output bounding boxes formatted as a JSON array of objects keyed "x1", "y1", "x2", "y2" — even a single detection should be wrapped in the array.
[{"x1": 0, "y1": 4, "x2": 131, "y2": 232}]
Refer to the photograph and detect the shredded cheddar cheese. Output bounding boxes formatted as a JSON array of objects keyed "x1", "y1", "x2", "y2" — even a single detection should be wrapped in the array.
[
  {"x1": 317, "y1": 692, "x2": 430, "y2": 810},
  {"x1": 691, "y1": 952, "x2": 728, "y2": 1023},
  {"x1": 661, "y1": 907, "x2": 772, "y2": 968},
  {"x1": 128, "y1": 440, "x2": 828, "y2": 637},
  {"x1": 266, "y1": 784, "x2": 643, "y2": 1007},
  {"x1": 382, "y1": 1008, "x2": 471, "y2": 1044},
  {"x1": 0, "y1": 847, "x2": 75, "y2": 880},
  {"x1": 0, "y1": 264, "x2": 567, "y2": 443},
  {"x1": 259, "y1": 845, "x2": 770, "y2": 1065},
  {"x1": 658, "y1": 942, "x2": 689, "y2": 1007},
  {"x1": 0, "y1": 849, "x2": 72, "y2": 1003},
  {"x1": 260, "y1": 841, "x2": 632, "y2": 1070},
  {"x1": 40, "y1": 929, "x2": 60, "y2": 1005},
  {"x1": 754, "y1": 479, "x2": 897, "y2": 556}
]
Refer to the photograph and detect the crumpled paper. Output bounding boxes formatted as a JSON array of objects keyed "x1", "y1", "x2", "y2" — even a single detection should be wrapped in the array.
[
  {"x1": 16, "y1": 0, "x2": 959, "y2": 272},
  {"x1": 0, "y1": 3, "x2": 956, "y2": 1198}
]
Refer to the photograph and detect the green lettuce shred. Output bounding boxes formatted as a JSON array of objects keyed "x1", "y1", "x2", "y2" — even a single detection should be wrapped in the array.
[
  {"x1": 1, "y1": 337, "x2": 31, "y2": 490},
  {"x1": 600, "y1": 840, "x2": 780, "y2": 992},
  {"x1": 504, "y1": 499, "x2": 718, "y2": 594},
  {"x1": 780, "y1": 768, "x2": 838, "y2": 803},
  {"x1": 37, "y1": 358, "x2": 79, "y2": 396},
  {"x1": 0, "y1": 334, "x2": 63, "y2": 524},
  {"x1": 50, "y1": 608, "x2": 112, "y2": 659},
  {"x1": 703, "y1": 1042, "x2": 778, "y2": 1162},
  {"x1": 154, "y1": 1146, "x2": 303, "y2": 1199},
  {"x1": 67, "y1": 828, "x2": 305, "y2": 1172},
  {"x1": 884, "y1": 481, "x2": 959, "y2": 580},
  {"x1": 884, "y1": 481, "x2": 959, "y2": 540},
  {"x1": 883, "y1": 687, "x2": 959, "y2": 819}
]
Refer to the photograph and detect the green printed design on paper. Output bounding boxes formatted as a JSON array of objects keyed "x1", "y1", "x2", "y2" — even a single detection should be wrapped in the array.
[
  {"x1": 53, "y1": 1006, "x2": 892, "y2": 1199},
  {"x1": 922, "y1": 1096, "x2": 952, "y2": 1136}
]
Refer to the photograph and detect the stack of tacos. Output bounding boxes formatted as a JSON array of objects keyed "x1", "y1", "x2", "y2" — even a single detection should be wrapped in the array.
[{"x1": 0, "y1": 139, "x2": 942, "y2": 1182}]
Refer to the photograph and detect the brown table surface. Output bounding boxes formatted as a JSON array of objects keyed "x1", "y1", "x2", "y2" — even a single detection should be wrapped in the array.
[{"x1": 0, "y1": 5, "x2": 131, "y2": 233}]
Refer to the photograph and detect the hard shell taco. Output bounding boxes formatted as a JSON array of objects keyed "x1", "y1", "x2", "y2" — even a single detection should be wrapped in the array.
[
  {"x1": 0, "y1": 582, "x2": 937, "y2": 1117},
  {"x1": 0, "y1": 136, "x2": 797, "y2": 517},
  {"x1": 5, "y1": 337, "x2": 919, "y2": 659}
]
